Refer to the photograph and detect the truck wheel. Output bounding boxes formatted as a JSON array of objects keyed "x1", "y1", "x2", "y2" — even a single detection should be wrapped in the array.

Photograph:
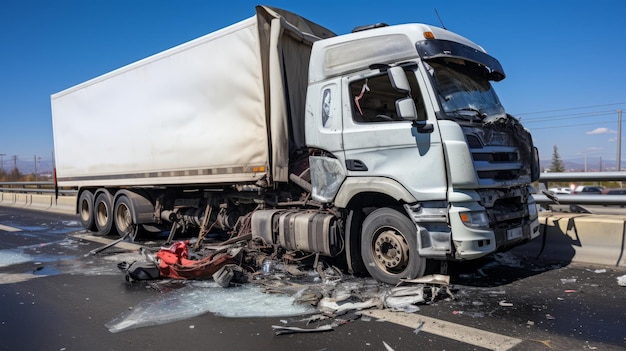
[
  {"x1": 94, "y1": 192, "x2": 116, "y2": 236},
  {"x1": 114, "y1": 196, "x2": 135, "y2": 237},
  {"x1": 361, "y1": 208, "x2": 425, "y2": 284},
  {"x1": 78, "y1": 190, "x2": 96, "y2": 231}
]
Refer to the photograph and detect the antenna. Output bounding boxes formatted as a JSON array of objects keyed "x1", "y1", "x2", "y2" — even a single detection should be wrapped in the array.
[{"x1": 434, "y1": 8, "x2": 447, "y2": 30}]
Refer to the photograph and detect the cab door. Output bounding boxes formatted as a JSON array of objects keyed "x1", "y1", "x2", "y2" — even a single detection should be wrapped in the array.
[{"x1": 341, "y1": 66, "x2": 448, "y2": 200}]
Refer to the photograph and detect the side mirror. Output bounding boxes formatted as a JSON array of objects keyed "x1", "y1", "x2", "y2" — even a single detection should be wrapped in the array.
[
  {"x1": 396, "y1": 98, "x2": 417, "y2": 120},
  {"x1": 388, "y1": 66, "x2": 411, "y2": 93}
]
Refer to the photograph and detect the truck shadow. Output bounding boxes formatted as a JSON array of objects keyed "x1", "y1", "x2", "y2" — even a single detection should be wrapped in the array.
[{"x1": 446, "y1": 215, "x2": 582, "y2": 287}]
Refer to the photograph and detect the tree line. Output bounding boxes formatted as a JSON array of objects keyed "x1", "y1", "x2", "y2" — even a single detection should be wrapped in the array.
[{"x1": 0, "y1": 167, "x2": 52, "y2": 182}]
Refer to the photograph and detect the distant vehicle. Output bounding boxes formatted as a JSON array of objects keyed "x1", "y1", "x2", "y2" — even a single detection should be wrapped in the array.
[
  {"x1": 572, "y1": 186, "x2": 605, "y2": 195},
  {"x1": 606, "y1": 189, "x2": 626, "y2": 195},
  {"x1": 602, "y1": 188, "x2": 626, "y2": 207},
  {"x1": 548, "y1": 187, "x2": 571, "y2": 195}
]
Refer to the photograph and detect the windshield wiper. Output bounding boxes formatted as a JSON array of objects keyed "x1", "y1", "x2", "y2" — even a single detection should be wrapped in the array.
[{"x1": 449, "y1": 107, "x2": 486, "y2": 121}]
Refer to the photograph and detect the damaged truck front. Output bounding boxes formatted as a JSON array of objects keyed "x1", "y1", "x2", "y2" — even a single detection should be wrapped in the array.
[{"x1": 51, "y1": 6, "x2": 540, "y2": 285}]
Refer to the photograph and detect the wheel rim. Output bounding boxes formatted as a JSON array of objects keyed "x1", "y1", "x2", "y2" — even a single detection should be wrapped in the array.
[
  {"x1": 115, "y1": 202, "x2": 133, "y2": 235},
  {"x1": 372, "y1": 228, "x2": 410, "y2": 273},
  {"x1": 79, "y1": 199, "x2": 90, "y2": 222},
  {"x1": 96, "y1": 201, "x2": 108, "y2": 228}
]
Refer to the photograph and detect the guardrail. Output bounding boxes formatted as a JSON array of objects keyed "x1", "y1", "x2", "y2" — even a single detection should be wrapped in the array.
[
  {"x1": 534, "y1": 171, "x2": 626, "y2": 206},
  {"x1": 2, "y1": 173, "x2": 626, "y2": 205},
  {"x1": 0, "y1": 181, "x2": 77, "y2": 196},
  {"x1": 0, "y1": 182, "x2": 77, "y2": 214}
]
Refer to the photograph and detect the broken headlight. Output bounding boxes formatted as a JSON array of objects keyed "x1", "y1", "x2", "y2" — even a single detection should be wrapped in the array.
[{"x1": 459, "y1": 211, "x2": 490, "y2": 229}]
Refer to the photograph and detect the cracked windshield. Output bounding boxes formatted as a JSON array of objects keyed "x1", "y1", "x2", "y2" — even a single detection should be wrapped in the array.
[{"x1": 428, "y1": 60, "x2": 506, "y2": 120}]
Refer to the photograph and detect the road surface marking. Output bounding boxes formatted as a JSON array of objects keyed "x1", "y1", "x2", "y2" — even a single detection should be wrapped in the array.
[
  {"x1": 361, "y1": 309, "x2": 522, "y2": 351},
  {"x1": 72, "y1": 233, "x2": 143, "y2": 251},
  {"x1": 0, "y1": 223, "x2": 22, "y2": 232}
]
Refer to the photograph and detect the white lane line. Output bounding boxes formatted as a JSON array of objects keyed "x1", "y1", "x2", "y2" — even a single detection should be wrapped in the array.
[
  {"x1": 0, "y1": 223, "x2": 22, "y2": 232},
  {"x1": 361, "y1": 309, "x2": 523, "y2": 351}
]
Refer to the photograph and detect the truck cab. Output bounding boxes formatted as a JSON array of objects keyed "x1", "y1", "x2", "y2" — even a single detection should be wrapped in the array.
[{"x1": 304, "y1": 23, "x2": 540, "y2": 282}]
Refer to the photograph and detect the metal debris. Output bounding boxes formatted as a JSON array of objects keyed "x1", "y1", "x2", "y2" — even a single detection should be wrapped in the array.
[
  {"x1": 319, "y1": 297, "x2": 380, "y2": 314},
  {"x1": 382, "y1": 341, "x2": 395, "y2": 351},
  {"x1": 412, "y1": 321, "x2": 425, "y2": 335},
  {"x1": 271, "y1": 324, "x2": 334, "y2": 335}
]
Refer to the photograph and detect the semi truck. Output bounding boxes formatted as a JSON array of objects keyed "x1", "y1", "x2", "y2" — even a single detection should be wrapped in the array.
[{"x1": 51, "y1": 6, "x2": 541, "y2": 284}]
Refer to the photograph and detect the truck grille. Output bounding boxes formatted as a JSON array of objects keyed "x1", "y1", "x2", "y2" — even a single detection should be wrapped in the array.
[{"x1": 465, "y1": 129, "x2": 525, "y2": 186}]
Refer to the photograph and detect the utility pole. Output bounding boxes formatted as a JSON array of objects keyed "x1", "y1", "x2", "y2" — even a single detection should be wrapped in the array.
[
  {"x1": 34, "y1": 155, "x2": 37, "y2": 181},
  {"x1": 600, "y1": 156, "x2": 603, "y2": 172},
  {"x1": 618, "y1": 109, "x2": 622, "y2": 171},
  {"x1": 12, "y1": 155, "x2": 17, "y2": 170},
  {"x1": 0, "y1": 153, "x2": 5, "y2": 173}
]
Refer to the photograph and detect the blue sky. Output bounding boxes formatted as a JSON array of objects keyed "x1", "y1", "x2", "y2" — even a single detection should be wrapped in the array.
[{"x1": 1, "y1": 0, "x2": 625, "y2": 173}]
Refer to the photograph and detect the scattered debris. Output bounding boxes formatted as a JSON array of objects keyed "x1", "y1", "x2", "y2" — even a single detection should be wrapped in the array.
[
  {"x1": 617, "y1": 275, "x2": 626, "y2": 287},
  {"x1": 560, "y1": 278, "x2": 577, "y2": 284},
  {"x1": 105, "y1": 235, "x2": 459, "y2": 333},
  {"x1": 586, "y1": 269, "x2": 606, "y2": 274},
  {"x1": 319, "y1": 297, "x2": 380, "y2": 314},
  {"x1": 271, "y1": 324, "x2": 333, "y2": 335},
  {"x1": 530, "y1": 339, "x2": 554, "y2": 349},
  {"x1": 498, "y1": 300, "x2": 513, "y2": 307},
  {"x1": 545, "y1": 314, "x2": 555, "y2": 320},
  {"x1": 212, "y1": 264, "x2": 246, "y2": 287},
  {"x1": 383, "y1": 286, "x2": 425, "y2": 311},
  {"x1": 412, "y1": 321, "x2": 425, "y2": 335},
  {"x1": 382, "y1": 341, "x2": 395, "y2": 351}
]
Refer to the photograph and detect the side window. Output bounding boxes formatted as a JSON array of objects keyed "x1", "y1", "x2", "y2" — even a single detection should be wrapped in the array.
[{"x1": 349, "y1": 70, "x2": 425, "y2": 123}]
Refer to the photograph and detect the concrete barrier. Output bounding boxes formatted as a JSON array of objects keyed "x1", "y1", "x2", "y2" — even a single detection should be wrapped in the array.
[
  {"x1": 0, "y1": 192, "x2": 12, "y2": 205},
  {"x1": 14, "y1": 193, "x2": 29, "y2": 207},
  {"x1": 512, "y1": 213, "x2": 626, "y2": 267},
  {"x1": 29, "y1": 194, "x2": 53, "y2": 210},
  {"x1": 0, "y1": 192, "x2": 75, "y2": 215},
  {"x1": 51, "y1": 196, "x2": 76, "y2": 214}
]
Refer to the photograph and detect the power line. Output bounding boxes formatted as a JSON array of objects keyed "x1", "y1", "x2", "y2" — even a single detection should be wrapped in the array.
[
  {"x1": 521, "y1": 110, "x2": 616, "y2": 124},
  {"x1": 528, "y1": 120, "x2": 617, "y2": 131},
  {"x1": 514, "y1": 102, "x2": 626, "y2": 116}
]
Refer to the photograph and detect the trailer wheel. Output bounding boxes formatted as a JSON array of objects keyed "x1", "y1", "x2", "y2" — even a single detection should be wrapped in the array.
[
  {"x1": 361, "y1": 208, "x2": 425, "y2": 284},
  {"x1": 94, "y1": 192, "x2": 116, "y2": 236},
  {"x1": 78, "y1": 190, "x2": 96, "y2": 231},
  {"x1": 114, "y1": 196, "x2": 135, "y2": 238}
]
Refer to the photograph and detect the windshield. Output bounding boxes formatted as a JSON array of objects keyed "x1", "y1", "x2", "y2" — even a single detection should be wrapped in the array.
[{"x1": 426, "y1": 60, "x2": 506, "y2": 121}]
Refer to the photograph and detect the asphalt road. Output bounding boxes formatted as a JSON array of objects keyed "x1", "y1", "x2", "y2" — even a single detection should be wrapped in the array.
[{"x1": 1, "y1": 206, "x2": 625, "y2": 351}]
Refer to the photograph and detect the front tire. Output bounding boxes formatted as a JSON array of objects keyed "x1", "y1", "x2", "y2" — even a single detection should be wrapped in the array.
[{"x1": 361, "y1": 208, "x2": 425, "y2": 284}]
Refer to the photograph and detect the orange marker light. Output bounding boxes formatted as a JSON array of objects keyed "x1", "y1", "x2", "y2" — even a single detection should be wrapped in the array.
[
  {"x1": 423, "y1": 31, "x2": 435, "y2": 39},
  {"x1": 459, "y1": 212, "x2": 470, "y2": 223}
]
